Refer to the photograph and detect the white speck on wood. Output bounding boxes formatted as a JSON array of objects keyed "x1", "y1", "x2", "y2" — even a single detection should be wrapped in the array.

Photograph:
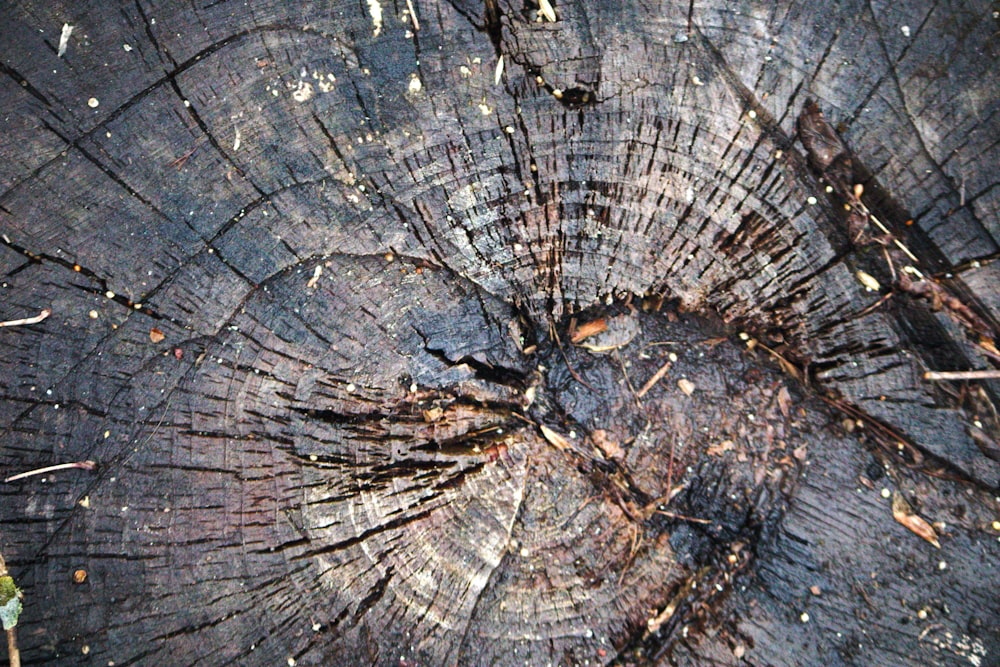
[
  {"x1": 408, "y1": 74, "x2": 422, "y2": 94},
  {"x1": 232, "y1": 127, "x2": 241, "y2": 152},
  {"x1": 292, "y1": 80, "x2": 314, "y2": 103},
  {"x1": 57, "y1": 23, "x2": 73, "y2": 58}
]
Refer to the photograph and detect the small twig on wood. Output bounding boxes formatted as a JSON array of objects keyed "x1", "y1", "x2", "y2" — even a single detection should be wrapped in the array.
[
  {"x1": 653, "y1": 509, "x2": 711, "y2": 524},
  {"x1": 405, "y1": 0, "x2": 420, "y2": 30},
  {"x1": 167, "y1": 139, "x2": 206, "y2": 170},
  {"x1": 855, "y1": 291, "x2": 895, "y2": 319},
  {"x1": 864, "y1": 208, "x2": 920, "y2": 264},
  {"x1": 550, "y1": 320, "x2": 598, "y2": 392},
  {"x1": 923, "y1": 370, "x2": 1000, "y2": 381},
  {"x1": 636, "y1": 359, "x2": 672, "y2": 398},
  {"x1": 0, "y1": 309, "x2": 50, "y2": 328},
  {"x1": 615, "y1": 351, "x2": 642, "y2": 408},
  {"x1": 817, "y1": 394, "x2": 924, "y2": 464},
  {"x1": 4, "y1": 460, "x2": 96, "y2": 483}
]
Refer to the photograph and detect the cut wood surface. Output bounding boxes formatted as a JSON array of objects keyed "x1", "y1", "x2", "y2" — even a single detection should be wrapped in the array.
[{"x1": 1, "y1": 1, "x2": 998, "y2": 665}]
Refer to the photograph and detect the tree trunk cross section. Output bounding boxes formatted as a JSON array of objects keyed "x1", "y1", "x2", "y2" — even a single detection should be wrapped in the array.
[{"x1": 0, "y1": 1, "x2": 997, "y2": 665}]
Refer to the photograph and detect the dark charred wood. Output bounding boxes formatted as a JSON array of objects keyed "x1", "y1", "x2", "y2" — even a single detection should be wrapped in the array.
[{"x1": 1, "y1": 1, "x2": 998, "y2": 666}]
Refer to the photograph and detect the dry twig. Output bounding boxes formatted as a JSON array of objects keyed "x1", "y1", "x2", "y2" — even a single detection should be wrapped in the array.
[
  {"x1": 0, "y1": 309, "x2": 50, "y2": 328},
  {"x1": 4, "y1": 460, "x2": 96, "y2": 483}
]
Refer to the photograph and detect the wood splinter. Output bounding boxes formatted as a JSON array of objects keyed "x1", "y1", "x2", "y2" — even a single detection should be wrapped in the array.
[{"x1": 923, "y1": 370, "x2": 1000, "y2": 381}]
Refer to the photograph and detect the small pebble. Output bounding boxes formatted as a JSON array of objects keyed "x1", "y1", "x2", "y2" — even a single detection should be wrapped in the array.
[{"x1": 87, "y1": 97, "x2": 99, "y2": 108}]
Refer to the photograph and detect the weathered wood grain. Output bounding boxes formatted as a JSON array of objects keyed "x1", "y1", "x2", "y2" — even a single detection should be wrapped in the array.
[{"x1": 1, "y1": 1, "x2": 997, "y2": 665}]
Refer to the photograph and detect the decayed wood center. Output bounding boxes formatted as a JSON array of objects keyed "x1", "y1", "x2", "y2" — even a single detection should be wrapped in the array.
[{"x1": 0, "y1": 1, "x2": 998, "y2": 665}]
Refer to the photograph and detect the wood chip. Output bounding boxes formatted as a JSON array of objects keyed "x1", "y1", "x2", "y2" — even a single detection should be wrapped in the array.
[
  {"x1": 149, "y1": 328, "x2": 165, "y2": 343},
  {"x1": 892, "y1": 492, "x2": 940, "y2": 548},
  {"x1": 58, "y1": 23, "x2": 73, "y2": 58},
  {"x1": 538, "y1": 0, "x2": 557, "y2": 22},
  {"x1": 857, "y1": 270, "x2": 881, "y2": 292},
  {"x1": 539, "y1": 424, "x2": 570, "y2": 450},
  {"x1": 677, "y1": 378, "x2": 695, "y2": 395},
  {"x1": 367, "y1": 0, "x2": 383, "y2": 36},
  {"x1": 306, "y1": 265, "x2": 322, "y2": 288},
  {"x1": 570, "y1": 318, "x2": 607, "y2": 343}
]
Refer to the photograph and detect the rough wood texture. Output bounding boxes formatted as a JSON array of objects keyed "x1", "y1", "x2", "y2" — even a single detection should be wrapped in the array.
[{"x1": 1, "y1": 1, "x2": 998, "y2": 665}]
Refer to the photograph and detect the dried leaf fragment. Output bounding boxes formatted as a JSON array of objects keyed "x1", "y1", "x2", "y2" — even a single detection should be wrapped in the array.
[
  {"x1": 706, "y1": 440, "x2": 734, "y2": 456},
  {"x1": 540, "y1": 424, "x2": 570, "y2": 450},
  {"x1": 591, "y1": 429, "x2": 623, "y2": 460},
  {"x1": 149, "y1": 328, "x2": 165, "y2": 343},
  {"x1": 892, "y1": 492, "x2": 940, "y2": 548},
  {"x1": 776, "y1": 385, "x2": 792, "y2": 418}
]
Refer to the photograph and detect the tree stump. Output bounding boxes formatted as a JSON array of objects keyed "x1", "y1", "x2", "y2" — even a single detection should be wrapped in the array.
[{"x1": 1, "y1": 1, "x2": 998, "y2": 665}]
